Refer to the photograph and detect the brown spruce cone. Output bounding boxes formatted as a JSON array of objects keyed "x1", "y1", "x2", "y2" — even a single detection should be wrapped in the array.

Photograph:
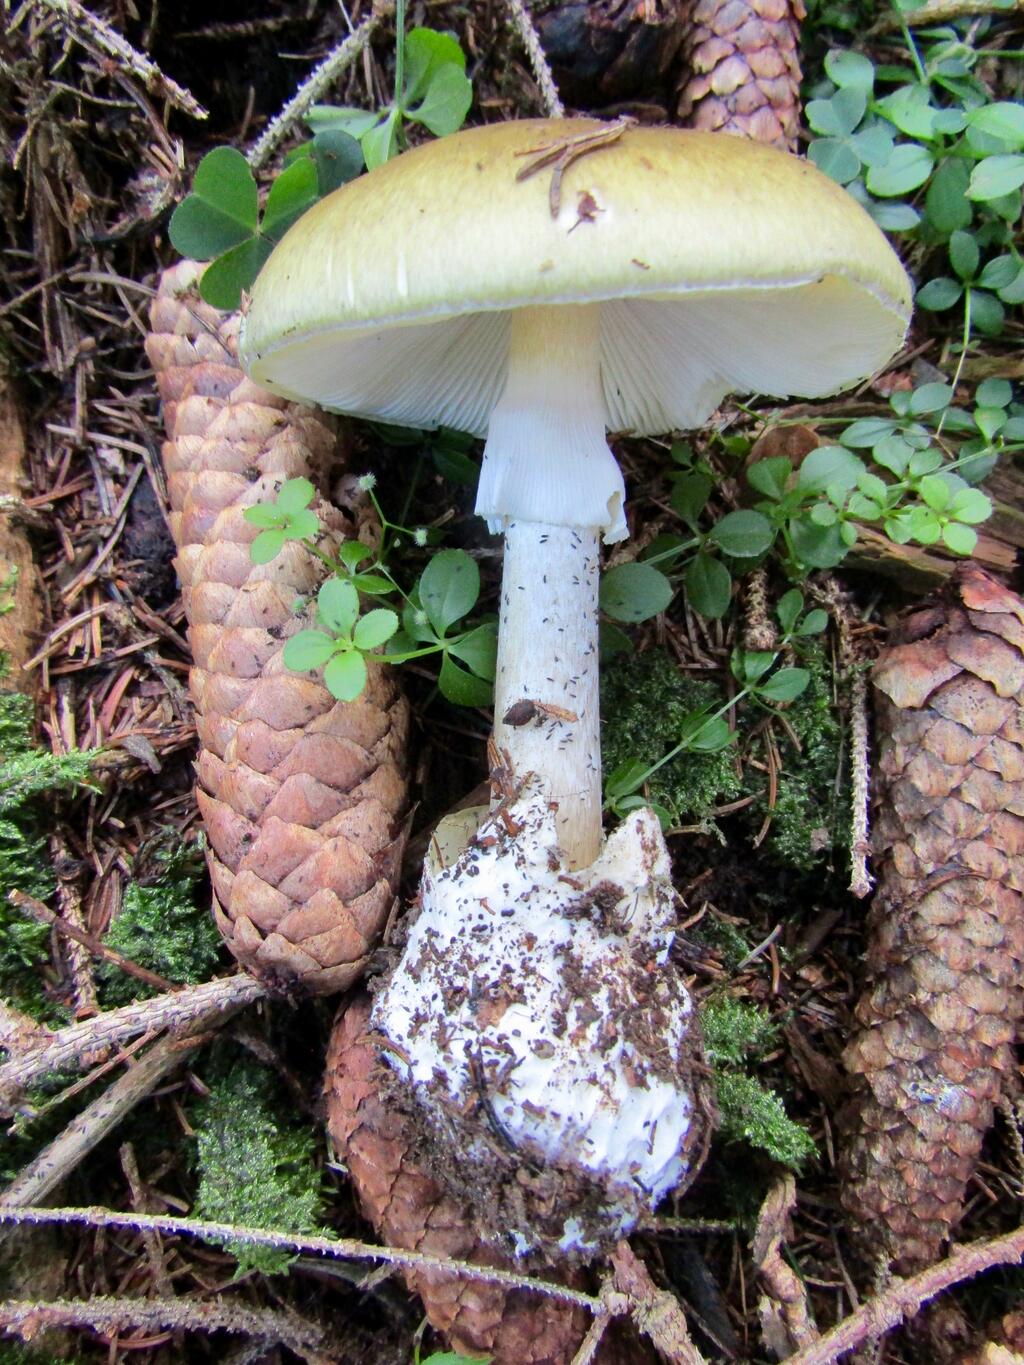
[
  {"x1": 146, "y1": 262, "x2": 409, "y2": 996},
  {"x1": 677, "y1": 0, "x2": 806, "y2": 150},
  {"x1": 325, "y1": 998, "x2": 652, "y2": 1365},
  {"x1": 840, "y1": 565, "x2": 1024, "y2": 1271}
]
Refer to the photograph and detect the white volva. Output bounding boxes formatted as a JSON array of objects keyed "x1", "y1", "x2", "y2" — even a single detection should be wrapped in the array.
[{"x1": 371, "y1": 778, "x2": 701, "y2": 1254}]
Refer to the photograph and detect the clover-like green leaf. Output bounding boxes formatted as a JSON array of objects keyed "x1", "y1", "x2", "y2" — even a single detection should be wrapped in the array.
[
  {"x1": 275, "y1": 478, "x2": 315, "y2": 514},
  {"x1": 968, "y1": 154, "x2": 1024, "y2": 201},
  {"x1": 402, "y1": 27, "x2": 466, "y2": 103},
  {"x1": 941, "y1": 521, "x2": 978, "y2": 555},
  {"x1": 169, "y1": 147, "x2": 258, "y2": 260},
  {"x1": 684, "y1": 553, "x2": 732, "y2": 619},
  {"x1": 747, "y1": 456, "x2": 792, "y2": 501},
  {"x1": 757, "y1": 668, "x2": 811, "y2": 704},
  {"x1": 866, "y1": 143, "x2": 934, "y2": 197},
  {"x1": 283, "y1": 508, "x2": 320, "y2": 542},
  {"x1": 707, "y1": 509, "x2": 774, "y2": 558},
  {"x1": 438, "y1": 654, "x2": 493, "y2": 707},
  {"x1": 198, "y1": 237, "x2": 274, "y2": 310},
  {"x1": 362, "y1": 108, "x2": 401, "y2": 169},
  {"x1": 250, "y1": 528, "x2": 286, "y2": 564},
  {"x1": 916, "y1": 276, "x2": 963, "y2": 311},
  {"x1": 447, "y1": 623, "x2": 498, "y2": 680},
  {"x1": 949, "y1": 486, "x2": 992, "y2": 524},
  {"x1": 776, "y1": 589, "x2": 804, "y2": 635},
  {"x1": 244, "y1": 503, "x2": 285, "y2": 529},
  {"x1": 310, "y1": 129, "x2": 364, "y2": 194},
  {"x1": 797, "y1": 446, "x2": 865, "y2": 494},
  {"x1": 261, "y1": 157, "x2": 319, "y2": 241},
  {"x1": 407, "y1": 62, "x2": 472, "y2": 136}
]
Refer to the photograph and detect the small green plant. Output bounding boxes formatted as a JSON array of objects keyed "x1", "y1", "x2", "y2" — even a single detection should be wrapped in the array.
[
  {"x1": 246, "y1": 469, "x2": 497, "y2": 706},
  {"x1": 702, "y1": 997, "x2": 817, "y2": 1170},
  {"x1": 417, "y1": 1354, "x2": 489, "y2": 1365},
  {"x1": 242, "y1": 476, "x2": 322, "y2": 564},
  {"x1": 284, "y1": 578, "x2": 399, "y2": 702},
  {"x1": 169, "y1": 1, "x2": 471, "y2": 309},
  {"x1": 602, "y1": 370, "x2": 1003, "y2": 621},
  {"x1": 308, "y1": 22, "x2": 472, "y2": 170},
  {"x1": 605, "y1": 590, "x2": 827, "y2": 826},
  {"x1": 806, "y1": 27, "x2": 1024, "y2": 284},
  {"x1": 193, "y1": 1057, "x2": 325, "y2": 1277}
]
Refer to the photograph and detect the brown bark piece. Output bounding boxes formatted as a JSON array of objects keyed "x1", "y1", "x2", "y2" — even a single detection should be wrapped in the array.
[
  {"x1": 678, "y1": 0, "x2": 806, "y2": 151},
  {"x1": 325, "y1": 998, "x2": 650, "y2": 1365},
  {"x1": 0, "y1": 378, "x2": 42, "y2": 688},
  {"x1": 146, "y1": 262, "x2": 408, "y2": 996},
  {"x1": 840, "y1": 565, "x2": 1024, "y2": 1271}
]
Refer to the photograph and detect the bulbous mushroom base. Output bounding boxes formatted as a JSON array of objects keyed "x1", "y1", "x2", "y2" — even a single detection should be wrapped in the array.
[{"x1": 370, "y1": 779, "x2": 712, "y2": 1260}]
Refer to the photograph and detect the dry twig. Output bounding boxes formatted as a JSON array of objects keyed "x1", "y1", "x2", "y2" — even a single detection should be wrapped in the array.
[
  {"x1": 751, "y1": 1176, "x2": 819, "y2": 1357},
  {"x1": 611, "y1": 1241, "x2": 706, "y2": 1365},
  {"x1": 22, "y1": 0, "x2": 207, "y2": 119},
  {"x1": 1, "y1": 1026, "x2": 214, "y2": 1208},
  {"x1": 0, "y1": 1206, "x2": 604, "y2": 1310},
  {"x1": 9, "y1": 888, "x2": 177, "y2": 995},
  {"x1": 247, "y1": 4, "x2": 395, "y2": 169},
  {"x1": 786, "y1": 1223, "x2": 1024, "y2": 1365},
  {"x1": 0, "y1": 1295, "x2": 329, "y2": 1363},
  {"x1": 0, "y1": 974, "x2": 265, "y2": 1106},
  {"x1": 504, "y1": 0, "x2": 565, "y2": 118}
]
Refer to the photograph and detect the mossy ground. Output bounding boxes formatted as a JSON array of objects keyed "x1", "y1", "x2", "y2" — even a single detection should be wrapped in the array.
[
  {"x1": 97, "y1": 843, "x2": 222, "y2": 1007},
  {"x1": 192, "y1": 1051, "x2": 325, "y2": 1277},
  {"x1": 0, "y1": 690, "x2": 96, "y2": 1022},
  {"x1": 602, "y1": 642, "x2": 847, "y2": 871}
]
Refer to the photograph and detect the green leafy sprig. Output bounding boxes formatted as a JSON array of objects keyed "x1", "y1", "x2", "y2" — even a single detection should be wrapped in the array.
[
  {"x1": 308, "y1": 26, "x2": 472, "y2": 170},
  {"x1": 242, "y1": 477, "x2": 322, "y2": 565},
  {"x1": 806, "y1": 27, "x2": 1023, "y2": 336}
]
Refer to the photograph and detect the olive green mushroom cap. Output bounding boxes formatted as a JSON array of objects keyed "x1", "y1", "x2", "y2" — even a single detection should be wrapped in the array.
[{"x1": 240, "y1": 118, "x2": 913, "y2": 437}]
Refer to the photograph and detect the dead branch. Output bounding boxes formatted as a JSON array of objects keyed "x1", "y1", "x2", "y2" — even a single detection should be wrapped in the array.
[
  {"x1": 11, "y1": 887, "x2": 181, "y2": 994},
  {"x1": 504, "y1": 0, "x2": 565, "y2": 118},
  {"x1": 0, "y1": 1206, "x2": 603, "y2": 1311},
  {"x1": 611, "y1": 1241, "x2": 707, "y2": 1365},
  {"x1": 0, "y1": 974, "x2": 265, "y2": 1108},
  {"x1": 752, "y1": 1176, "x2": 819, "y2": 1358},
  {"x1": 0, "y1": 1294, "x2": 329, "y2": 1363},
  {"x1": 247, "y1": 3, "x2": 395, "y2": 169},
  {"x1": 1, "y1": 1028, "x2": 213, "y2": 1208},
  {"x1": 786, "y1": 1224, "x2": 1024, "y2": 1365},
  {"x1": 22, "y1": 0, "x2": 207, "y2": 119}
]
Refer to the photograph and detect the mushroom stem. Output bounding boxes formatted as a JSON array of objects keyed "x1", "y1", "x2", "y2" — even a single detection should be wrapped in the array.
[
  {"x1": 477, "y1": 304, "x2": 626, "y2": 870},
  {"x1": 494, "y1": 520, "x2": 601, "y2": 869}
]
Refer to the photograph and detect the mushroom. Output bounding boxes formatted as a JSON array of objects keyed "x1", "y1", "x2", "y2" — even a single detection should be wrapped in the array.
[{"x1": 241, "y1": 117, "x2": 912, "y2": 1254}]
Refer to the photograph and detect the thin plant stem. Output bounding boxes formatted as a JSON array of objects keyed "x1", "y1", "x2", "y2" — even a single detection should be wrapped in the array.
[{"x1": 394, "y1": 0, "x2": 406, "y2": 107}]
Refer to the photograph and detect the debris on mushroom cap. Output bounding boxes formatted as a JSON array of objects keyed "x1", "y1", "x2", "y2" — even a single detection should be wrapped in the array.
[{"x1": 370, "y1": 776, "x2": 711, "y2": 1258}]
